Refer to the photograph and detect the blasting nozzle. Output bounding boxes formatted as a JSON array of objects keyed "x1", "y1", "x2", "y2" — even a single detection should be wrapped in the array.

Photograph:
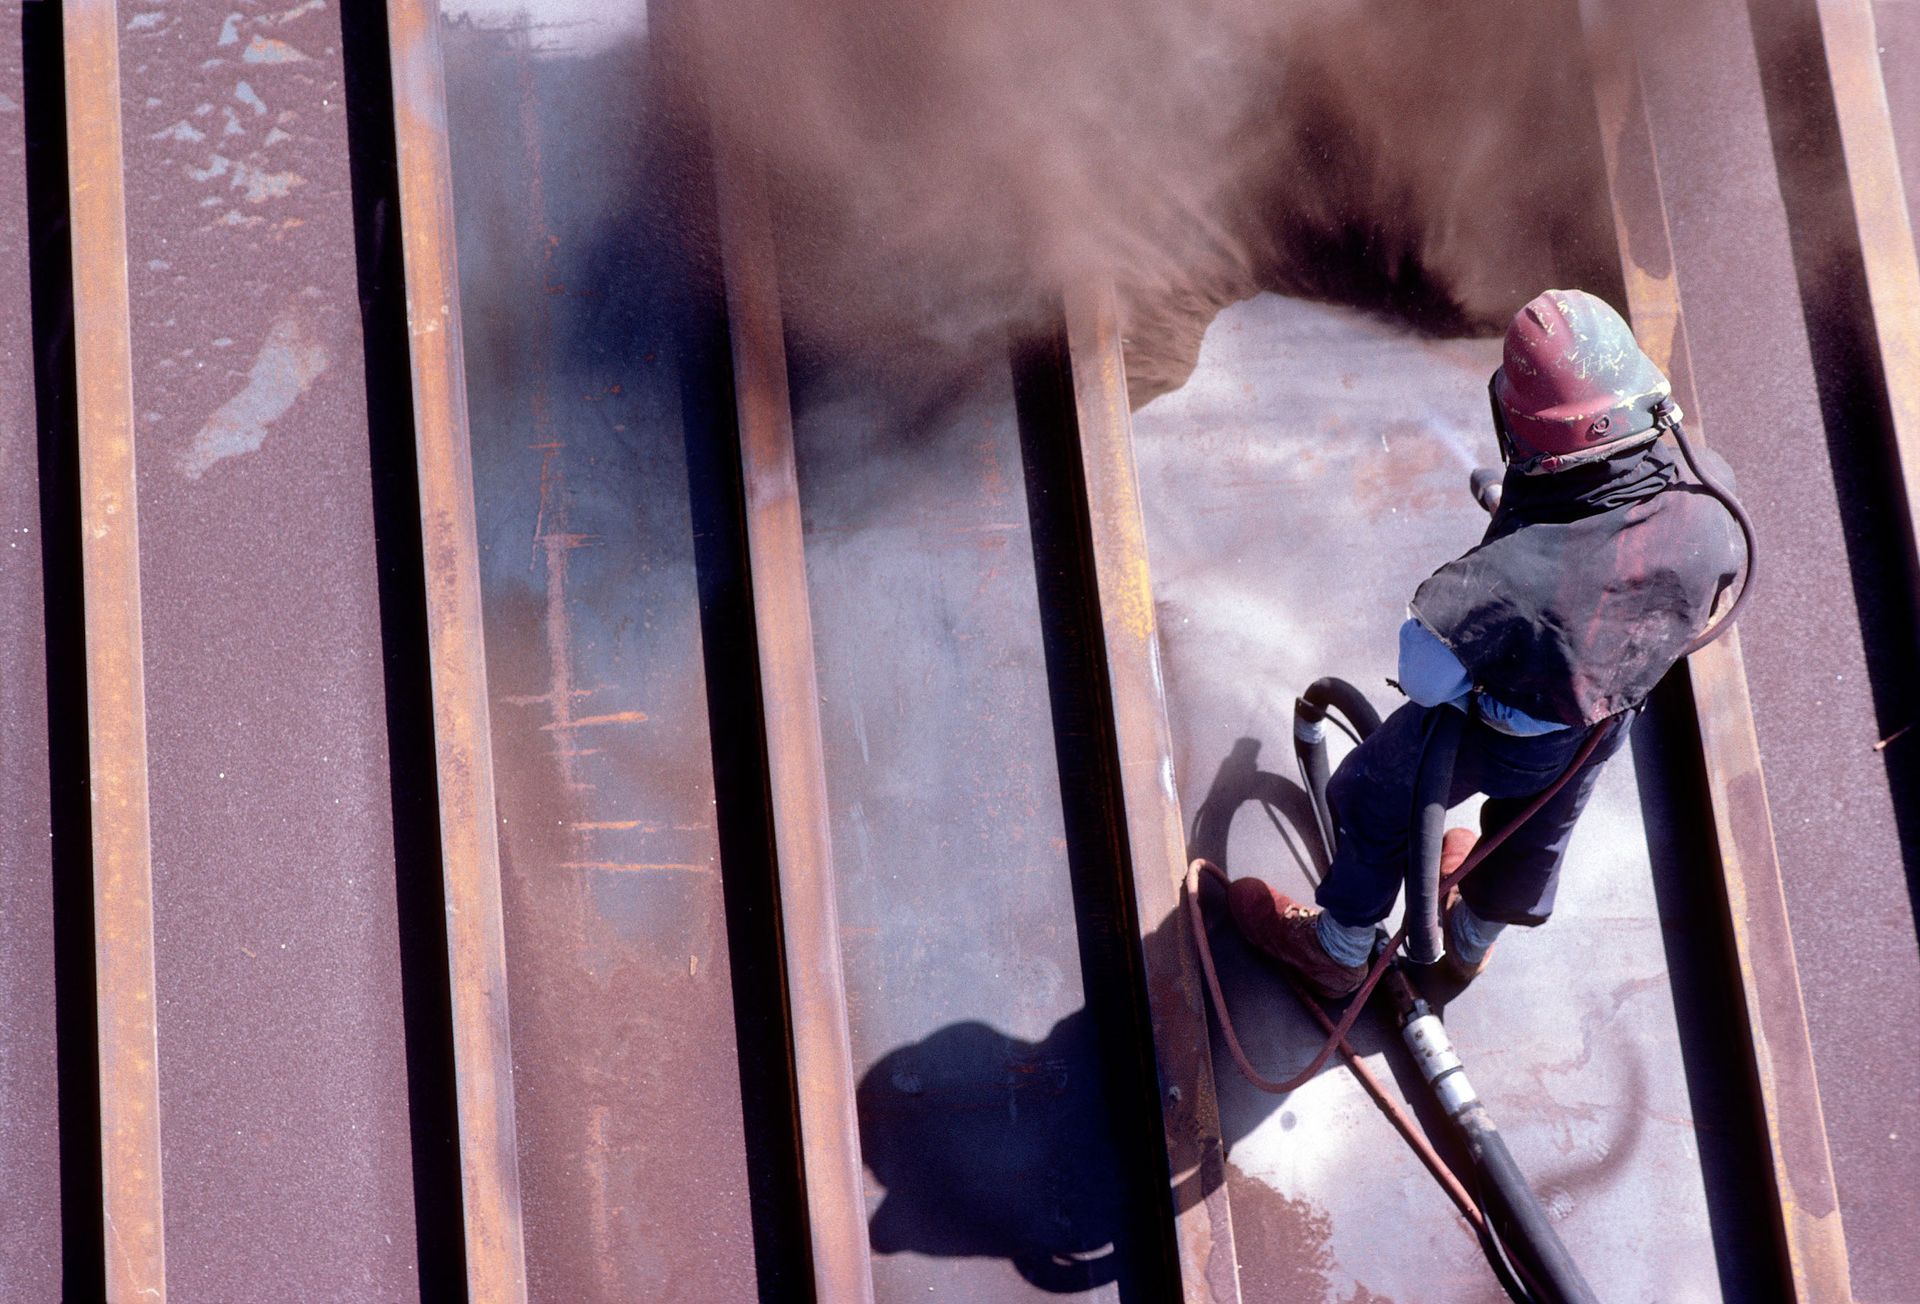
[{"x1": 1469, "y1": 467, "x2": 1503, "y2": 515}]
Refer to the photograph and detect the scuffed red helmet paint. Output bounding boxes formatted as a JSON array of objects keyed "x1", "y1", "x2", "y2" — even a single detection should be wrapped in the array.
[{"x1": 1492, "y1": 289, "x2": 1671, "y2": 470}]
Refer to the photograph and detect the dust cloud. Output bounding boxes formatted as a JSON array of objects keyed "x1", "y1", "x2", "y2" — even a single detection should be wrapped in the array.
[{"x1": 685, "y1": 0, "x2": 1624, "y2": 405}]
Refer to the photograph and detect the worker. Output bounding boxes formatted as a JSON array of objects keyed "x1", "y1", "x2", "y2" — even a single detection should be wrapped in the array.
[{"x1": 1227, "y1": 289, "x2": 1746, "y2": 998}]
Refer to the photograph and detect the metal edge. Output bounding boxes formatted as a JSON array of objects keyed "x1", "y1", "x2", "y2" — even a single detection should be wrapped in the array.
[
  {"x1": 61, "y1": 1, "x2": 167, "y2": 1297},
  {"x1": 708, "y1": 129, "x2": 873, "y2": 1304},
  {"x1": 383, "y1": 2, "x2": 530, "y2": 1298},
  {"x1": 1578, "y1": 19, "x2": 1854, "y2": 1301},
  {"x1": 1808, "y1": 0, "x2": 1920, "y2": 585},
  {"x1": 1062, "y1": 281, "x2": 1244, "y2": 1304}
]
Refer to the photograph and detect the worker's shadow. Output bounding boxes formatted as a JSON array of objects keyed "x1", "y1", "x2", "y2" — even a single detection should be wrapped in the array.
[
  {"x1": 851, "y1": 737, "x2": 1392, "y2": 1294},
  {"x1": 857, "y1": 1010, "x2": 1135, "y2": 1292}
]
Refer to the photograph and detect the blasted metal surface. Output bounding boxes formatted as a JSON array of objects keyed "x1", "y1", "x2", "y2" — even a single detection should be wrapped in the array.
[
  {"x1": 0, "y1": 10, "x2": 63, "y2": 1293},
  {"x1": 438, "y1": 10, "x2": 771, "y2": 1299},
  {"x1": 1133, "y1": 296, "x2": 1729, "y2": 1301},
  {"x1": 114, "y1": 2, "x2": 421, "y2": 1293},
  {"x1": 1640, "y1": 2, "x2": 1920, "y2": 1293},
  {"x1": 787, "y1": 336, "x2": 1164, "y2": 1299}
]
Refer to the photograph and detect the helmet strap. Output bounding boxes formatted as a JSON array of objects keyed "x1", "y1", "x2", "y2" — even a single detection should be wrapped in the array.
[{"x1": 1488, "y1": 373, "x2": 1517, "y2": 466}]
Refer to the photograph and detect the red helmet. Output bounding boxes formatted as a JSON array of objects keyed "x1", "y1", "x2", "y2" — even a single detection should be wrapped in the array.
[{"x1": 1491, "y1": 289, "x2": 1672, "y2": 473}]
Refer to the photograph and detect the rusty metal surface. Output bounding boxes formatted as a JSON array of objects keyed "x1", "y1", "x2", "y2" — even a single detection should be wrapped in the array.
[
  {"x1": 1580, "y1": 12, "x2": 1853, "y2": 1298},
  {"x1": 0, "y1": 7, "x2": 65, "y2": 1294},
  {"x1": 105, "y1": 0, "x2": 431, "y2": 1294},
  {"x1": 434, "y1": 7, "x2": 800, "y2": 1298},
  {"x1": 1632, "y1": 0, "x2": 1920, "y2": 1294},
  {"x1": 716, "y1": 138, "x2": 877, "y2": 1304},
  {"x1": 387, "y1": 0, "x2": 530, "y2": 1298},
  {"x1": 1805, "y1": 1, "x2": 1920, "y2": 542},
  {"x1": 1063, "y1": 282, "x2": 1241, "y2": 1303},
  {"x1": 62, "y1": 1, "x2": 168, "y2": 1296},
  {"x1": 1132, "y1": 295, "x2": 1758, "y2": 1300}
]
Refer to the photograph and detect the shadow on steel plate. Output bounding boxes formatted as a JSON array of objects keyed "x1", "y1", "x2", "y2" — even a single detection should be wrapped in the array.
[{"x1": 858, "y1": 1011, "x2": 1133, "y2": 1292}]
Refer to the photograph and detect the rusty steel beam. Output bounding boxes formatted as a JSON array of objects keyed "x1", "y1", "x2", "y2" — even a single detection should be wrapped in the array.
[
  {"x1": 712, "y1": 144, "x2": 875, "y2": 1303},
  {"x1": 62, "y1": 2, "x2": 167, "y2": 1297},
  {"x1": 1062, "y1": 282, "x2": 1243, "y2": 1304},
  {"x1": 1579, "y1": 15, "x2": 1853, "y2": 1300},
  {"x1": 386, "y1": 1, "x2": 530, "y2": 1297},
  {"x1": 1803, "y1": 0, "x2": 1920, "y2": 570}
]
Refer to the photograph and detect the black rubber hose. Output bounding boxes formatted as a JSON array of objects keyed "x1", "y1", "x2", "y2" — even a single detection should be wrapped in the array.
[
  {"x1": 1294, "y1": 678, "x2": 1382, "y2": 863},
  {"x1": 1405, "y1": 706, "x2": 1464, "y2": 966},
  {"x1": 1293, "y1": 704, "x2": 1336, "y2": 862},
  {"x1": 1457, "y1": 1104, "x2": 1600, "y2": 1304},
  {"x1": 1666, "y1": 417, "x2": 1758, "y2": 657},
  {"x1": 1300, "y1": 677, "x2": 1383, "y2": 737}
]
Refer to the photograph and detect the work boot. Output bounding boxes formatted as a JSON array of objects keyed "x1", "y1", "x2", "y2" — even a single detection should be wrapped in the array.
[
  {"x1": 1226, "y1": 878, "x2": 1366, "y2": 1001},
  {"x1": 1441, "y1": 888, "x2": 1496, "y2": 985}
]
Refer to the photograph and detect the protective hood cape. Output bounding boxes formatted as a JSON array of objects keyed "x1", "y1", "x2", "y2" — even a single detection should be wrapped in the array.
[{"x1": 1409, "y1": 441, "x2": 1743, "y2": 727}]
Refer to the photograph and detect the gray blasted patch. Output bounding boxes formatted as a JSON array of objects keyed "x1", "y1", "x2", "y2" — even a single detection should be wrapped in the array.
[
  {"x1": 1133, "y1": 293, "x2": 1723, "y2": 1301},
  {"x1": 181, "y1": 306, "x2": 328, "y2": 479}
]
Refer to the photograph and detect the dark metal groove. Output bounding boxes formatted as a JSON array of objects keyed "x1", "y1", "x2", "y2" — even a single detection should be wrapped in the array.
[
  {"x1": 339, "y1": 0, "x2": 469, "y2": 1293},
  {"x1": 16, "y1": 0, "x2": 102, "y2": 1294}
]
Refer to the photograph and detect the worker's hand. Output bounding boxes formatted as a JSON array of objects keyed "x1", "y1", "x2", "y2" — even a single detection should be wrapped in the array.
[{"x1": 1441, "y1": 826, "x2": 1478, "y2": 878}]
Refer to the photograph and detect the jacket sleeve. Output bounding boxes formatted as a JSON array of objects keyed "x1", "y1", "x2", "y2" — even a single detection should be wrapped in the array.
[{"x1": 1397, "y1": 616, "x2": 1472, "y2": 708}]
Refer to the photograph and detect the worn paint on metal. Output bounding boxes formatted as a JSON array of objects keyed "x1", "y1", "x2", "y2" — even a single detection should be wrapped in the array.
[
  {"x1": 1593, "y1": 13, "x2": 1859, "y2": 1298},
  {"x1": 61, "y1": 1, "x2": 168, "y2": 1297},
  {"x1": 386, "y1": 0, "x2": 530, "y2": 1298},
  {"x1": 713, "y1": 137, "x2": 876, "y2": 1304},
  {"x1": 1063, "y1": 281, "x2": 1242, "y2": 1304}
]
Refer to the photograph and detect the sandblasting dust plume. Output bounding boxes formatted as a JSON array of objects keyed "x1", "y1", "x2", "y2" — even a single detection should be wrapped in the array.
[{"x1": 686, "y1": 0, "x2": 1625, "y2": 404}]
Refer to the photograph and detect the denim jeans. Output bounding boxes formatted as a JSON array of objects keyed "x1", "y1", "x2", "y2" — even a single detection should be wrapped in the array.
[{"x1": 1313, "y1": 702, "x2": 1631, "y2": 928}]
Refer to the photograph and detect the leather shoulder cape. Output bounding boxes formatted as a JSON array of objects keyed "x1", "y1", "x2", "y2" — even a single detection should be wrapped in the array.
[{"x1": 1408, "y1": 442, "x2": 1743, "y2": 727}]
